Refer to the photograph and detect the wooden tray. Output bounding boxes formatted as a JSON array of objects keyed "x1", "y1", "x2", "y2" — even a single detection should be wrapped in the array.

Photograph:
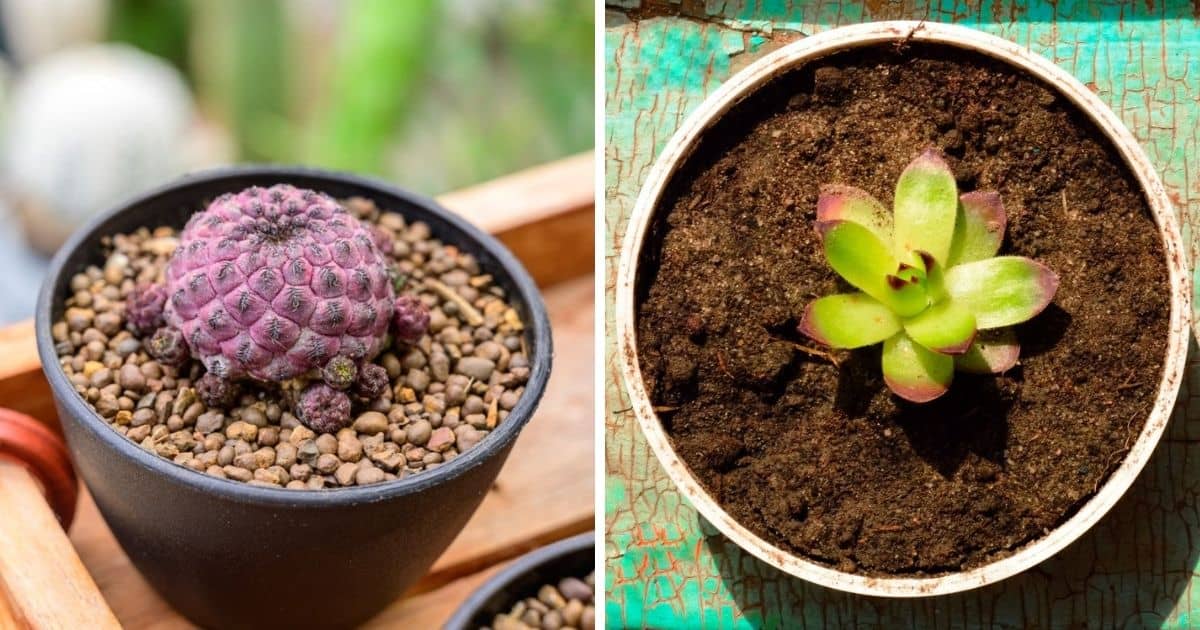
[{"x1": 1, "y1": 152, "x2": 594, "y2": 628}]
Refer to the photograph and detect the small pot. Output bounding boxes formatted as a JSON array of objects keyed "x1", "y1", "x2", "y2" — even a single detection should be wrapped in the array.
[
  {"x1": 444, "y1": 531, "x2": 594, "y2": 630},
  {"x1": 615, "y1": 21, "x2": 1190, "y2": 597},
  {"x1": 36, "y1": 167, "x2": 552, "y2": 628}
]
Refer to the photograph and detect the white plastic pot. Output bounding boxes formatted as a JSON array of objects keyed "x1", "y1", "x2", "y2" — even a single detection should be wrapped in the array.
[{"x1": 614, "y1": 21, "x2": 1190, "y2": 597}]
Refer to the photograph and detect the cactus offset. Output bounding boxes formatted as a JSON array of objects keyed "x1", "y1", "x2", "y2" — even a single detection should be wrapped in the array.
[
  {"x1": 126, "y1": 283, "x2": 167, "y2": 336},
  {"x1": 392, "y1": 295, "x2": 430, "y2": 344},
  {"x1": 296, "y1": 383, "x2": 352, "y2": 434}
]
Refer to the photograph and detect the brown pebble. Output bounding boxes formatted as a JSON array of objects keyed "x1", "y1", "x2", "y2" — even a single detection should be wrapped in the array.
[
  {"x1": 427, "y1": 427, "x2": 455, "y2": 452},
  {"x1": 541, "y1": 609, "x2": 563, "y2": 630},
  {"x1": 226, "y1": 421, "x2": 258, "y2": 442},
  {"x1": 562, "y1": 600, "x2": 584, "y2": 626},
  {"x1": 315, "y1": 453, "x2": 340, "y2": 474},
  {"x1": 141, "y1": 361, "x2": 163, "y2": 379},
  {"x1": 65, "y1": 307, "x2": 94, "y2": 332},
  {"x1": 195, "y1": 412, "x2": 223, "y2": 434},
  {"x1": 90, "y1": 368, "x2": 113, "y2": 388},
  {"x1": 253, "y1": 447, "x2": 276, "y2": 469},
  {"x1": 314, "y1": 433, "x2": 337, "y2": 455},
  {"x1": 353, "y1": 411, "x2": 388, "y2": 435},
  {"x1": 338, "y1": 436, "x2": 364, "y2": 462},
  {"x1": 334, "y1": 462, "x2": 358, "y2": 486},
  {"x1": 241, "y1": 407, "x2": 267, "y2": 427},
  {"x1": 289, "y1": 463, "x2": 312, "y2": 481},
  {"x1": 253, "y1": 468, "x2": 282, "y2": 485},
  {"x1": 258, "y1": 426, "x2": 280, "y2": 446},
  {"x1": 298, "y1": 440, "x2": 320, "y2": 465},
  {"x1": 407, "y1": 420, "x2": 432, "y2": 446},
  {"x1": 182, "y1": 402, "x2": 203, "y2": 425},
  {"x1": 289, "y1": 425, "x2": 315, "y2": 445},
  {"x1": 223, "y1": 466, "x2": 253, "y2": 482},
  {"x1": 558, "y1": 577, "x2": 592, "y2": 602},
  {"x1": 117, "y1": 362, "x2": 145, "y2": 392},
  {"x1": 355, "y1": 465, "x2": 385, "y2": 485},
  {"x1": 94, "y1": 312, "x2": 122, "y2": 336},
  {"x1": 275, "y1": 442, "x2": 297, "y2": 467},
  {"x1": 538, "y1": 585, "x2": 566, "y2": 609}
]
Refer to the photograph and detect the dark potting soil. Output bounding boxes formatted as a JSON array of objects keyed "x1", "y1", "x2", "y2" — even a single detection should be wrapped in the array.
[{"x1": 635, "y1": 44, "x2": 1170, "y2": 575}]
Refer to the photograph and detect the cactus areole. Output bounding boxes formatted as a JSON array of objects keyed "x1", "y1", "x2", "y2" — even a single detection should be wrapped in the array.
[
  {"x1": 798, "y1": 148, "x2": 1060, "y2": 403},
  {"x1": 134, "y1": 184, "x2": 429, "y2": 431}
]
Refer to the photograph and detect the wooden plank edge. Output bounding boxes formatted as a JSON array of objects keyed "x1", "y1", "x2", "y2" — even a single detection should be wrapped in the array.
[{"x1": 408, "y1": 515, "x2": 593, "y2": 597}]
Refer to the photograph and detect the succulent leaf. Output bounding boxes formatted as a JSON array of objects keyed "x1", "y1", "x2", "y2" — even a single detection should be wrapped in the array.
[
  {"x1": 912, "y1": 250, "x2": 948, "y2": 303},
  {"x1": 944, "y1": 256, "x2": 1059, "y2": 329},
  {"x1": 883, "y1": 271, "x2": 929, "y2": 318},
  {"x1": 893, "y1": 148, "x2": 958, "y2": 264},
  {"x1": 902, "y1": 299, "x2": 976, "y2": 355},
  {"x1": 799, "y1": 292, "x2": 902, "y2": 349},
  {"x1": 881, "y1": 332, "x2": 954, "y2": 403},
  {"x1": 817, "y1": 184, "x2": 892, "y2": 245},
  {"x1": 817, "y1": 220, "x2": 900, "y2": 307},
  {"x1": 954, "y1": 328, "x2": 1020, "y2": 374},
  {"x1": 947, "y1": 191, "x2": 1006, "y2": 267}
]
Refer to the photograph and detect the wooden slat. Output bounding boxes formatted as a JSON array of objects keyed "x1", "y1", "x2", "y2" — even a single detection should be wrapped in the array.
[
  {"x1": 365, "y1": 559, "x2": 511, "y2": 628},
  {"x1": 0, "y1": 323, "x2": 56, "y2": 434},
  {"x1": 439, "y1": 152, "x2": 595, "y2": 288},
  {"x1": 0, "y1": 462, "x2": 119, "y2": 629}
]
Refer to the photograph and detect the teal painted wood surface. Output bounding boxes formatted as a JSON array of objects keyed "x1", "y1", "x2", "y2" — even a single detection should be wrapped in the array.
[{"x1": 604, "y1": 2, "x2": 1200, "y2": 628}]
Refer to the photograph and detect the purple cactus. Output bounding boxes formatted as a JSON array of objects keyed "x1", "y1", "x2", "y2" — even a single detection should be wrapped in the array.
[
  {"x1": 296, "y1": 383, "x2": 352, "y2": 433},
  {"x1": 321, "y1": 355, "x2": 357, "y2": 390},
  {"x1": 354, "y1": 363, "x2": 389, "y2": 400},
  {"x1": 370, "y1": 226, "x2": 394, "y2": 256},
  {"x1": 392, "y1": 295, "x2": 430, "y2": 344},
  {"x1": 126, "y1": 284, "x2": 167, "y2": 336},
  {"x1": 196, "y1": 373, "x2": 239, "y2": 409},
  {"x1": 162, "y1": 184, "x2": 396, "y2": 382},
  {"x1": 135, "y1": 183, "x2": 434, "y2": 432},
  {"x1": 147, "y1": 327, "x2": 189, "y2": 367}
]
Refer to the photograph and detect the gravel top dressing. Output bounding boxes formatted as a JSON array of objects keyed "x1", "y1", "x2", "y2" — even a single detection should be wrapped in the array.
[
  {"x1": 635, "y1": 45, "x2": 1169, "y2": 575},
  {"x1": 52, "y1": 196, "x2": 529, "y2": 489},
  {"x1": 481, "y1": 571, "x2": 595, "y2": 630}
]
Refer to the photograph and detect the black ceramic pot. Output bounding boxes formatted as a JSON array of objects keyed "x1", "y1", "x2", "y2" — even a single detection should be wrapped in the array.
[
  {"x1": 35, "y1": 167, "x2": 553, "y2": 629},
  {"x1": 445, "y1": 532, "x2": 595, "y2": 630}
]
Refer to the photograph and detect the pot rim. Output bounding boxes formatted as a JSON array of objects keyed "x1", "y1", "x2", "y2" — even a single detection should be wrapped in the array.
[
  {"x1": 35, "y1": 164, "x2": 553, "y2": 508},
  {"x1": 614, "y1": 20, "x2": 1191, "y2": 597},
  {"x1": 443, "y1": 531, "x2": 594, "y2": 630}
]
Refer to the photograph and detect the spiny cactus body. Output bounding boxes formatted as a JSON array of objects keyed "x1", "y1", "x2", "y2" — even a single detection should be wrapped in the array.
[
  {"x1": 163, "y1": 184, "x2": 396, "y2": 383},
  {"x1": 146, "y1": 184, "x2": 430, "y2": 432}
]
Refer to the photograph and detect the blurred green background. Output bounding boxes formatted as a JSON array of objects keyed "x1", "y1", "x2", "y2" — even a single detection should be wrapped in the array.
[
  {"x1": 115, "y1": 0, "x2": 593, "y2": 189},
  {"x1": 0, "y1": 0, "x2": 593, "y2": 322}
]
